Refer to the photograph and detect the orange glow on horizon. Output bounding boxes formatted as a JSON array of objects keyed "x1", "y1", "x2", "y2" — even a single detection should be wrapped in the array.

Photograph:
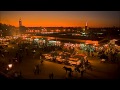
[
  {"x1": 1, "y1": 19, "x2": 116, "y2": 27},
  {"x1": 0, "y1": 11, "x2": 119, "y2": 27}
]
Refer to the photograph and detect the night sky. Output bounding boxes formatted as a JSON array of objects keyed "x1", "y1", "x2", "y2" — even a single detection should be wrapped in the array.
[{"x1": 0, "y1": 11, "x2": 120, "y2": 27}]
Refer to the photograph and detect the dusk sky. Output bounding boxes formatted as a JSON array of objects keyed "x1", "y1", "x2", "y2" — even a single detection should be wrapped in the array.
[{"x1": 0, "y1": 11, "x2": 120, "y2": 27}]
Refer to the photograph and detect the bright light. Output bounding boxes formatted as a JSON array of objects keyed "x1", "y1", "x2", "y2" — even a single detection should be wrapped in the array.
[
  {"x1": 104, "y1": 44, "x2": 108, "y2": 47},
  {"x1": 34, "y1": 38, "x2": 39, "y2": 41},
  {"x1": 115, "y1": 44, "x2": 117, "y2": 46},
  {"x1": 8, "y1": 64, "x2": 12, "y2": 68}
]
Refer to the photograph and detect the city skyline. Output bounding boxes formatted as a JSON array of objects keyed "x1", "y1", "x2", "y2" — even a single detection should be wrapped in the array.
[{"x1": 0, "y1": 11, "x2": 120, "y2": 27}]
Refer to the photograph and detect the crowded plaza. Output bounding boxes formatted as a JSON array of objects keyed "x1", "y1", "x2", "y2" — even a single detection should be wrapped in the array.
[{"x1": 0, "y1": 36, "x2": 120, "y2": 79}]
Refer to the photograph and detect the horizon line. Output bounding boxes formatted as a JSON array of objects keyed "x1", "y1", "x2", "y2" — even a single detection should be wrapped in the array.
[{"x1": 0, "y1": 23, "x2": 120, "y2": 28}]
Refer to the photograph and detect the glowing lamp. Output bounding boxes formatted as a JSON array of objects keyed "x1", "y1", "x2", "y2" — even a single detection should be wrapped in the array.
[{"x1": 8, "y1": 64, "x2": 13, "y2": 69}]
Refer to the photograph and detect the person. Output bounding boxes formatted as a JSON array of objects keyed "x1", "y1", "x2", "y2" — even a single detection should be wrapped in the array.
[
  {"x1": 19, "y1": 71, "x2": 22, "y2": 78},
  {"x1": 34, "y1": 65, "x2": 37, "y2": 75},
  {"x1": 40, "y1": 55, "x2": 42, "y2": 60},
  {"x1": 41, "y1": 60, "x2": 43, "y2": 64},
  {"x1": 83, "y1": 64, "x2": 86, "y2": 73},
  {"x1": 51, "y1": 72, "x2": 54, "y2": 79},
  {"x1": 74, "y1": 65, "x2": 80, "y2": 73},
  {"x1": 36, "y1": 64, "x2": 40, "y2": 75},
  {"x1": 68, "y1": 71, "x2": 72, "y2": 79},
  {"x1": 32, "y1": 50, "x2": 36, "y2": 55},
  {"x1": 14, "y1": 71, "x2": 18, "y2": 78},
  {"x1": 74, "y1": 66, "x2": 77, "y2": 72},
  {"x1": 49, "y1": 73, "x2": 52, "y2": 79},
  {"x1": 49, "y1": 72, "x2": 54, "y2": 79},
  {"x1": 86, "y1": 59, "x2": 89, "y2": 64},
  {"x1": 85, "y1": 59, "x2": 88, "y2": 67},
  {"x1": 65, "y1": 73, "x2": 68, "y2": 79},
  {"x1": 80, "y1": 67, "x2": 84, "y2": 78}
]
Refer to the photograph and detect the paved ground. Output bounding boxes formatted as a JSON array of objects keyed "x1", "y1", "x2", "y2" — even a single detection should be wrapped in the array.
[
  {"x1": 8, "y1": 56, "x2": 119, "y2": 79},
  {"x1": 1, "y1": 43, "x2": 120, "y2": 79}
]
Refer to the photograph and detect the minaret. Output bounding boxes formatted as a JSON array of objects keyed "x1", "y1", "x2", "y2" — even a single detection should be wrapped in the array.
[
  {"x1": 19, "y1": 18, "x2": 22, "y2": 35},
  {"x1": 85, "y1": 22, "x2": 88, "y2": 31},
  {"x1": 19, "y1": 18, "x2": 22, "y2": 27}
]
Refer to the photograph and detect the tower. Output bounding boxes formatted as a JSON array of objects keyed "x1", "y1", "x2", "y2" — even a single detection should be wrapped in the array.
[
  {"x1": 85, "y1": 22, "x2": 88, "y2": 31},
  {"x1": 19, "y1": 18, "x2": 22, "y2": 27},
  {"x1": 19, "y1": 18, "x2": 22, "y2": 35}
]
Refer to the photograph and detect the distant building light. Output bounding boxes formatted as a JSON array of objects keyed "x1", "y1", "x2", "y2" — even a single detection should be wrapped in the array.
[
  {"x1": 82, "y1": 33, "x2": 85, "y2": 34},
  {"x1": 115, "y1": 44, "x2": 117, "y2": 46},
  {"x1": 104, "y1": 44, "x2": 108, "y2": 47},
  {"x1": 34, "y1": 38, "x2": 39, "y2": 41},
  {"x1": 97, "y1": 33, "x2": 103, "y2": 35}
]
